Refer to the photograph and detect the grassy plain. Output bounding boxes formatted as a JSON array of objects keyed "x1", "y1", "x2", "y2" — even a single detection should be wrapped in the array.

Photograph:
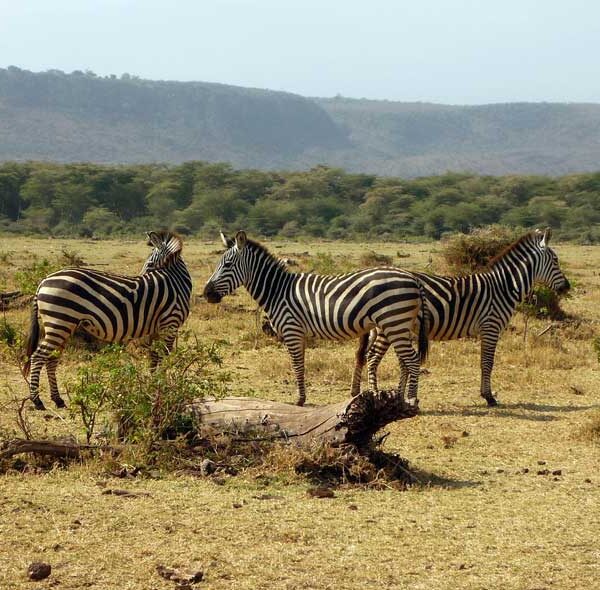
[{"x1": 0, "y1": 234, "x2": 598, "y2": 590}]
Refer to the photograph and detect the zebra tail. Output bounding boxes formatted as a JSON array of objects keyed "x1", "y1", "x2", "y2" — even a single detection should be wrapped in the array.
[
  {"x1": 23, "y1": 297, "x2": 40, "y2": 378},
  {"x1": 417, "y1": 284, "x2": 430, "y2": 364}
]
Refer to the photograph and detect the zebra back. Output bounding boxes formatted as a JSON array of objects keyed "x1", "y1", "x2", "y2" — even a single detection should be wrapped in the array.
[{"x1": 34, "y1": 231, "x2": 192, "y2": 345}]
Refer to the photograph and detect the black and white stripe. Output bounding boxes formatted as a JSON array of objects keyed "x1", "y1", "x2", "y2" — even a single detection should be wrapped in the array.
[
  {"x1": 203, "y1": 231, "x2": 428, "y2": 406},
  {"x1": 23, "y1": 231, "x2": 192, "y2": 410},
  {"x1": 358, "y1": 228, "x2": 570, "y2": 406}
]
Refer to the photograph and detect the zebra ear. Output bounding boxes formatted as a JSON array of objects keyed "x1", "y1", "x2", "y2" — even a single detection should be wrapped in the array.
[
  {"x1": 220, "y1": 232, "x2": 234, "y2": 249},
  {"x1": 147, "y1": 231, "x2": 162, "y2": 248},
  {"x1": 235, "y1": 230, "x2": 247, "y2": 251},
  {"x1": 541, "y1": 227, "x2": 552, "y2": 247}
]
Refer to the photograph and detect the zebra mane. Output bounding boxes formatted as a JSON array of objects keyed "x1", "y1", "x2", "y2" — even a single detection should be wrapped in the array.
[
  {"x1": 487, "y1": 231, "x2": 540, "y2": 268},
  {"x1": 145, "y1": 231, "x2": 184, "y2": 269},
  {"x1": 245, "y1": 238, "x2": 289, "y2": 271}
]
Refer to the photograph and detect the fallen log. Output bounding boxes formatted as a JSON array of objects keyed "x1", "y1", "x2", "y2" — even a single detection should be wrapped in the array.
[
  {"x1": 0, "y1": 290, "x2": 22, "y2": 301},
  {"x1": 0, "y1": 438, "x2": 118, "y2": 461},
  {"x1": 0, "y1": 290, "x2": 33, "y2": 311},
  {"x1": 188, "y1": 389, "x2": 418, "y2": 448},
  {"x1": 0, "y1": 438, "x2": 83, "y2": 460}
]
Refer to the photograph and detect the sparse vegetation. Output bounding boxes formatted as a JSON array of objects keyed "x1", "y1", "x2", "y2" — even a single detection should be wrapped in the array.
[{"x1": 69, "y1": 335, "x2": 229, "y2": 450}]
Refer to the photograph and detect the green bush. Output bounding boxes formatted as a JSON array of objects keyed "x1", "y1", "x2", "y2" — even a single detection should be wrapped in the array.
[
  {"x1": 14, "y1": 258, "x2": 62, "y2": 295},
  {"x1": 519, "y1": 285, "x2": 567, "y2": 320},
  {"x1": 0, "y1": 317, "x2": 17, "y2": 346},
  {"x1": 68, "y1": 335, "x2": 230, "y2": 453}
]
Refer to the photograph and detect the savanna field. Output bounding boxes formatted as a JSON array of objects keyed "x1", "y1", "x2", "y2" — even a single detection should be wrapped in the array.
[{"x1": 0, "y1": 235, "x2": 598, "y2": 590}]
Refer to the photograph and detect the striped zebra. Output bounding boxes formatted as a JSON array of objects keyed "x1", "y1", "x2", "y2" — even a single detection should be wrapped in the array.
[
  {"x1": 23, "y1": 231, "x2": 192, "y2": 410},
  {"x1": 203, "y1": 231, "x2": 429, "y2": 407},
  {"x1": 356, "y1": 228, "x2": 570, "y2": 406}
]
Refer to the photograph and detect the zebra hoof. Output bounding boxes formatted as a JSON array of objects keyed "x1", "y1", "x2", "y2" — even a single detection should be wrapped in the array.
[
  {"x1": 296, "y1": 399, "x2": 306, "y2": 407},
  {"x1": 31, "y1": 398, "x2": 46, "y2": 411},
  {"x1": 52, "y1": 397, "x2": 67, "y2": 409},
  {"x1": 484, "y1": 396, "x2": 499, "y2": 407}
]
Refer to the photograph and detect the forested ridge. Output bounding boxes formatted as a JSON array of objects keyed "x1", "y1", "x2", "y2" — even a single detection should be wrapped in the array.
[
  {"x1": 1, "y1": 161, "x2": 599, "y2": 242},
  {"x1": 2, "y1": 67, "x2": 600, "y2": 176}
]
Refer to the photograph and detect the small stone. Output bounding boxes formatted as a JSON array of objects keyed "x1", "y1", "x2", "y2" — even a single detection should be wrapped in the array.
[
  {"x1": 537, "y1": 469, "x2": 550, "y2": 476},
  {"x1": 27, "y1": 562, "x2": 51, "y2": 581},
  {"x1": 552, "y1": 470, "x2": 562, "y2": 476},
  {"x1": 537, "y1": 460, "x2": 546, "y2": 466},
  {"x1": 232, "y1": 502, "x2": 243, "y2": 509},
  {"x1": 584, "y1": 478, "x2": 592, "y2": 484},
  {"x1": 348, "y1": 504, "x2": 358, "y2": 510}
]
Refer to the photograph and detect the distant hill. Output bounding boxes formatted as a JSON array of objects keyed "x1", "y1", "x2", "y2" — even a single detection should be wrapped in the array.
[{"x1": 1, "y1": 67, "x2": 600, "y2": 176}]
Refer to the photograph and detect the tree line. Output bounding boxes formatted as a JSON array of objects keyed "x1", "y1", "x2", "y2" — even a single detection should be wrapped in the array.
[{"x1": 1, "y1": 161, "x2": 599, "y2": 242}]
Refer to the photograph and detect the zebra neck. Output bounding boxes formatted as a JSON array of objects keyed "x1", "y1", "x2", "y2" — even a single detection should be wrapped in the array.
[
  {"x1": 159, "y1": 258, "x2": 192, "y2": 302},
  {"x1": 244, "y1": 251, "x2": 292, "y2": 313},
  {"x1": 490, "y1": 252, "x2": 534, "y2": 302}
]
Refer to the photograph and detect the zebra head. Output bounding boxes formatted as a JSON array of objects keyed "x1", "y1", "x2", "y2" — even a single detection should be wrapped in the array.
[
  {"x1": 532, "y1": 228, "x2": 570, "y2": 294},
  {"x1": 203, "y1": 231, "x2": 249, "y2": 303},
  {"x1": 141, "y1": 231, "x2": 183, "y2": 273}
]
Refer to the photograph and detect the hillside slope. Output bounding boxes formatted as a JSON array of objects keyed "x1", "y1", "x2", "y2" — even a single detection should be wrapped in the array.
[
  {"x1": 1, "y1": 67, "x2": 600, "y2": 176},
  {"x1": 0, "y1": 67, "x2": 348, "y2": 168},
  {"x1": 311, "y1": 98, "x2": 600, "y2": 176}
]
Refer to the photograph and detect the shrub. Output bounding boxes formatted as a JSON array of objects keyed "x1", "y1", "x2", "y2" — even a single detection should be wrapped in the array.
[
  {"x1": 68, "y1": 334, "x2": 230, "y2": 452},
  {"x1": 0, "y1": 317, "x2": 17, "y2": 346},
  {"x1": 519, "y1": 285, "x2": 567, "y2": 320},
  {"x1": 440, "y1": 225, "x2": 520, "y2": 274},
  {"x1": 14, "y1": 258, "x2": 62, "y2": 295},
  {"x1": 359, "y1": 251, "x2": 393, "y2": 267}
]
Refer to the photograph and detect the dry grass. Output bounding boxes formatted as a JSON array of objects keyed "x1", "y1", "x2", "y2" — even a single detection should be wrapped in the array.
[{"x1": 0, "y1": 235, "x2": 599, "y2": 589}]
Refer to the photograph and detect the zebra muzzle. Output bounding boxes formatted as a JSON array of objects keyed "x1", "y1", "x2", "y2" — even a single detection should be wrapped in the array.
[{"x1": 203, "y1": 284, "x2": 222, "y2": 304}]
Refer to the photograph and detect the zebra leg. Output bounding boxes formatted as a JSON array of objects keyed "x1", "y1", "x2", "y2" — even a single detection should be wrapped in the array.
[
  {"x1": 46, "y1": 355, "x2": 66, "y2": 408},
  {"x1": 366, "y1": 329, "x2": 390, "y2": 392},
  {"x1": 350, "y1": 333, "x2": 370, "y2": 396},
  {"x1": 282, "y1": 335, "x2": 307, "y2": 406},
  {"x1": 28, "y1": 347, "x2": 52, "y2": 410},
  {"x1": 387, "y1": 331, "x2": 421, "y2": 407},
  {"x1": 480, "y1": 327, "x2": 500, "y2": 406}
]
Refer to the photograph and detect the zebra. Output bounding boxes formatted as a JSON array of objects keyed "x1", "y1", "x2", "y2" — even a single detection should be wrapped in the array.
[
  {"x1": 23, "y1": 231, "x2": 192, "y2": 410},
  {"x1": 354, "y1": 228, "x2": 570, "y2": 406},
  {"x1": 202, "y1": 230, "x2": 429, "y2": 407}
]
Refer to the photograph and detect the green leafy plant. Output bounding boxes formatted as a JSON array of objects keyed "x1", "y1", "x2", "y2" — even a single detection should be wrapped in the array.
[
  {"x1": 14, "y1": 258, "x2": 62, "y2": 295},
  {"x1": 0, "y1": 317, "x2": 17, "y2": 346},
  {"x1": 518, "y1": 285, "x2": 567, "y2": 320},
  {"x1": 68, "y1": 335, "x2": 230, "y2": 452}
]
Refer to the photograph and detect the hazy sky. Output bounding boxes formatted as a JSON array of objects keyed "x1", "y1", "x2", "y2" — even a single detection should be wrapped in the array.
[{"x1": 2, "y1": 0, "x2": 599, "y2": 104}]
